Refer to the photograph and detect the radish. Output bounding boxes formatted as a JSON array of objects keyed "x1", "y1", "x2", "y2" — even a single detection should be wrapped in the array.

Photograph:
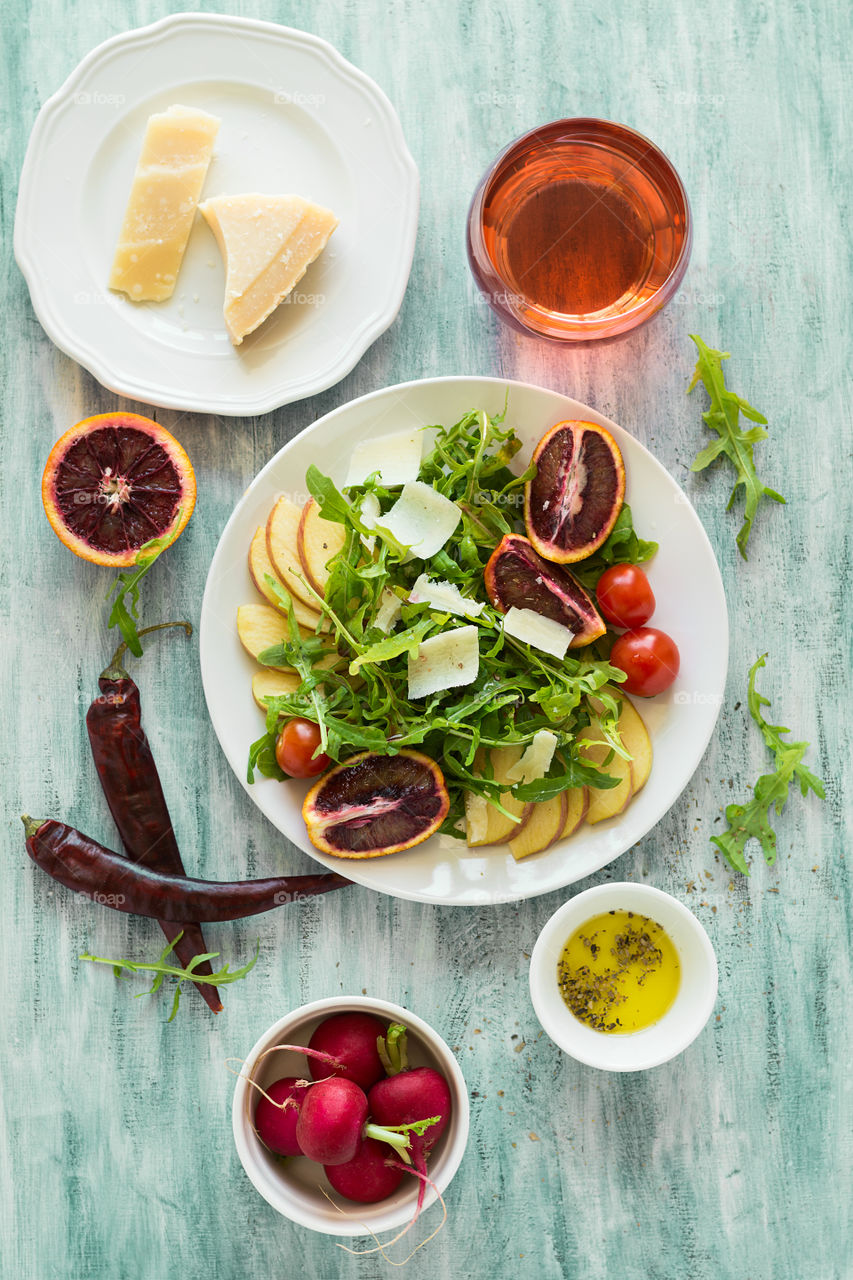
[
  {"x1": 296, "y1": 1074, "x2": 441, "y2": 1168},
  {"x1": 254, "y1": 1076, "x2": 308, "y2": 1157},
  {"x1": 308, "y1": 1011, "x2": 392, "y2": 1090},
  {"x1": 297, "y1": 1077, "x2": 369, "y2": 1165},
  {"x1": 325, "y1": 1138, "x2": 406, "y2": 1203},
  {"x1": 368, "y1": 1066, "x2": 452, "y2": 1214}
]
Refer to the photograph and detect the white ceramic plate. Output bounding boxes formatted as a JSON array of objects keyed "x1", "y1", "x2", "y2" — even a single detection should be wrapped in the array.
[
  {"x1": 200, "y1": 376, "x2": 729, "y2": 905},
  {"x1": 14, "y1": 13, "x2": 419, "y2": 415}
]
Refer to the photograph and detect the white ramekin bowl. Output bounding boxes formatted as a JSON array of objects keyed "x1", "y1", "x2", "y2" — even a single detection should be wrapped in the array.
[
  {"x1": 232, "y1": 995, "x2": 469, "y2": 1235},
  {"x1": 529, "y1": 882, "x2": 718, "y2": 1071}
]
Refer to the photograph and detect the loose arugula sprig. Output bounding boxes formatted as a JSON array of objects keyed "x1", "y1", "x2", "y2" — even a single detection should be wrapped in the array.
[
  {"x1": 106, "y1": 509, "x2": 185, "y2": 657},
  {"x1": 687, "y1": 336, "x2": 785, "y2": 559},
  {"x1": 80, "y1": 931, "x2": 259, "y2": 1022},
  {"x1": 246, "y1": 409, "x2": 658, "y2": 836},
  {"x1": 712, "y1": 655, "x2": 825, "y2": 874}
]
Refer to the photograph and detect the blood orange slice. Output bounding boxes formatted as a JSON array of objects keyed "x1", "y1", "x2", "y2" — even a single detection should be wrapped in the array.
[
  {"x1": 525, "y1": 420, "x2": 625, "y2": 563},
  {"x1": 41, "y1": 413, "x2": 196, "y2": 566},
  {"x1": 302, "y1": 750, "x2": 450, "y2": 858},
  {"x1": 484, "y1": 534, "x2": 605, "y2": 647}
]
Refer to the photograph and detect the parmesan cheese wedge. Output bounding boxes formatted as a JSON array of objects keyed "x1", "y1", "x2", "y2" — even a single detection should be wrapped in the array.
[
  {"x1": 109, "y1": 105, "x2": 220, "y2": 302},
  {"x1": 200, "y1": 193, "x2": 338, "y2": 344},
  {"x1": 345, "y1": 429, "x2": 424, "y2": 489},
  {"x1": 407, "y1": 625, "x2": 479, "y2": 699},
  {"x1": 408, "y1": 575, "x2": 484, "y2": 618},
  {"x1": 374, "y1": 589, "x2": 403, "y2": 634},
  {"x1": 359, "y1": 491, "x2": 381, "y2": 553},
  {"x1": 502, "y1": 607, "x2": 574, "y2": 659},
  {"x1": 380, "y1": 481, "x2": 461, "y2": 561},
  {"x1": 505, "y1": 730, "x2": 558, "y2": 783}
]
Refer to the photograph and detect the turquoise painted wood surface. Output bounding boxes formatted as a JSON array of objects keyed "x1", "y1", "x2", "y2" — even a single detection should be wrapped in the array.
[{"x1": 2, "y1": 1, "x2": 850, "y2": 1277}]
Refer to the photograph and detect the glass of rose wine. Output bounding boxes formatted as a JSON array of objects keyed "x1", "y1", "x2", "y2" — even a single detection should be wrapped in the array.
[{"x1": 467, "y1": 118, "x2": 692, "y2": 342}]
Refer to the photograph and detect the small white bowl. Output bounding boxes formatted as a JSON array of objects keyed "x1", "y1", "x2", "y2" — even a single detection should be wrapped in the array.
[
  {"x1": 529, "y1": 883, "x2": 718, "y2": 1071},
  {"x1": 232, "y1": 996, "x2": 469, "y2": 1235}
]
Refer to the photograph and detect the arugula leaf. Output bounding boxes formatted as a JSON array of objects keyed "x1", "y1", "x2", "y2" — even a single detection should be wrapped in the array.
[
  {"x1": 687, "y1": 335, "x2": 785, "y2": 559},
  {"x1": 349, "y1": 617, "x2": 434, "y2": 675},
  {"x1": 80, "y1": 932, "x2": 260, "y2": 1022},
  {"x1": 712, "y1": 655, "x2": 825, "y2": 874},
  {"x1": 106, "y1": 509, "x2": 185, "y2": 657}
]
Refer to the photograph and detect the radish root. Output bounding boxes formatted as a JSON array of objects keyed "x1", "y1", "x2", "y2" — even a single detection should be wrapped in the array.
[
  {"x1": 225, "y1": 1046, "x2": 345, "y2": 1118},
  {"x1": 330, "y1": 1161, "x2": 447, "y2": 1265}
]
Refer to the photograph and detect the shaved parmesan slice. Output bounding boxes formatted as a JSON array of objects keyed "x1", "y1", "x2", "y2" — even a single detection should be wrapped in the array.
[
  {"x1": 360, "y1": 491, "x2": 381, "y2": 552},
  {"x1": 465, "y1": 791, "x2": 489, "y2": 844},
  {"x1": 380, "y1": 481, "x2": 461, "y2": 561},
  {"x1": 345, "y1": 429, "x2": 424, "y2": 488},
  {"x1": 502, "y1": 607, "x2": 573, "y2": 659},
  {"x1": 506, "y1": 730, "x2": 558, "y2": 783},
  {"x1": 408, "y1": 574, "x2": 484, "y2": 618},
  {"x1": 407, "y1": 625, "x2": 479, "y2": 699},
  {"x1": 374, "y1": 589, "x2": 402, "y2": 634}
]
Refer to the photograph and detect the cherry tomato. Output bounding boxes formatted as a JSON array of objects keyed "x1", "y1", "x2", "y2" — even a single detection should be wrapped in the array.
[
  {"x1": 596, "y1": 564, "x2": 656, "y2": 629},
  {"x1": 275, "y1": 719, "x2": 330, "y2": 778},
  {"x1": 609, "y1": 627, "x2": 680, "y2": 697}
]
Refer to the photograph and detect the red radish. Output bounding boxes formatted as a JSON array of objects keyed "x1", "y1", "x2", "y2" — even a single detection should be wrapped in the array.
[
  {"x1": 368, "y1": 1068, "x2": 452, "y2": 1164},
  {"x1": 254, "y1": 1077, "x2": 308, "y2": 1157},
  {"x1": 296, "y1": 1071, "x2": 440, "y2": 1170},
  {"x1": 325, "y1": 1138, "x2": 406, "y2": 1203},
  {"x1": 308, "y1": 1012, "x2": 391, "y2": 1090},
  {"x1": 296, "y1": 1077, "x2": 369, "y2": 1165},
  {"x1": 368, "y1": 1067, "x2": 452, "y2": 1215}
]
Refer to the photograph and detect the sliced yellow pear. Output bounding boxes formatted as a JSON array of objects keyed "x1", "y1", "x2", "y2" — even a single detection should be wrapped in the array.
[
  {"x1": 265, "y1": 497, "x2": 322, "y2": 610},
  {"x1": 617, "y1": 695, "x2": 653, "y2": 793},
  {"x1": 248, "y1": 526, "x2": 326, "y2": 630},
  {"x1": 465, "y1": 745, "x2": 532, "y2": 847},
  {"x1": 297, "y1": 498, "x2": 346, "y2": 598},
  {"x1": 509, "y1": 793, "x2": 567, "y2": 861},
  {"x1": 560, "y1": 787, "x2": 589, "y2": 839},
  {"x1": 252, "y1": 668, "x2": 301, "y2": 709},
  {"x1": 199, "y1": 193, "x2": 337, "y2": 345},
  {"x1": 236, "y1": 603, "x2": 311, "y2": 667},
  {"x1": 580, "y1": 712, "x2": 633, "y2": 824}
]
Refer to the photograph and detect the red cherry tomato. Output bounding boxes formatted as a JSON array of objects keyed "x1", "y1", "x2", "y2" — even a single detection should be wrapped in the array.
[
  {"x1": 596, "y1": 564, "x2": 656, "y2": 629},
  {"x1": 610, "y1": 627, "x2": 680, "y2": 697},
  {"x1": 275, "y1": 719, "x2": 330, "y2": 778}
]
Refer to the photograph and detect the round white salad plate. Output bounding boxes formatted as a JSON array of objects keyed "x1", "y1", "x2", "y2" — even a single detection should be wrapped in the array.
[
  {"x1": 200, "y1": 376, "x2": 729, "y2": 906},
  {"x1": 14, "y1": 13, "x2": 419, "y2": 416}
]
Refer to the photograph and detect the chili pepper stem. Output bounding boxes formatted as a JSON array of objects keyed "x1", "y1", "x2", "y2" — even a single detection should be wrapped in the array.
[
  {"x1": 21, "y1": 815, "x2": 43, "y2": 839},
  {"x1": 101, "y1": 621, "x2": 192, "y2": 681}
]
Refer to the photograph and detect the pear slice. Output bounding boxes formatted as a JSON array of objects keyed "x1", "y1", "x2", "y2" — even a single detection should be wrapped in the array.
[
  {"x1": 580, "y1": 711, "x2": 634, "y2": 824},
  {"x1": 200, "y1": 193, "x2": 337, "y2": 344},
  {"x1": 252, "y1": 668, "x2": 301, "y2": 710},
  {"x1": 248, "y1": 526, "x2": 326, "y2": 630},
  {"x1": 465, "y1": 745, "x2": 532, "y2": 847},
  {"x1": 560, "y1": 787, "x2": 589, "y2": 838},
  {"x1": 509, "y1": 792, "x2": 568, "y2": 861},
  {"x1": 617, "y1": 695, "x2": 653, "y2": 793},
  {"x1": 236, "y1": 603, "x2": 312, "y2": 667},
  {"x1": 297, "y1": 498, "x2": 346, "y2": 597},
  {"x1": 265, "y1": 497, "x2": 322, "y2": 610}
]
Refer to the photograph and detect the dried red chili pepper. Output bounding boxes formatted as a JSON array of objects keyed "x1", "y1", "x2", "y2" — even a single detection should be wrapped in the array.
[
  {"x1": 86, "y1": 623, "x2": 221, "y2": 1012},
  {"x1": 22, "y1": 817, "x2": 350, "y2": 920}
]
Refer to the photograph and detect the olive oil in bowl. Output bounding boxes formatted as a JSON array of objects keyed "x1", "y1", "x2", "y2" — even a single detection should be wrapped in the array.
[{"x1": 557, "y1": 910, "x2": 680, "y2": 1034}]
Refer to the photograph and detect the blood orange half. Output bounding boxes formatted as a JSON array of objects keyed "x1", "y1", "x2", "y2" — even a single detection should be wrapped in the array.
[
  {"x1": 525, "y1": 420, "x2": 625, "y2": 564},
  {"x1": 41, "y1": 413, "x2": 196, "y2": 566},
  {"x1": 302, "y1": 750, "x2": 450, "y2": 858}
]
